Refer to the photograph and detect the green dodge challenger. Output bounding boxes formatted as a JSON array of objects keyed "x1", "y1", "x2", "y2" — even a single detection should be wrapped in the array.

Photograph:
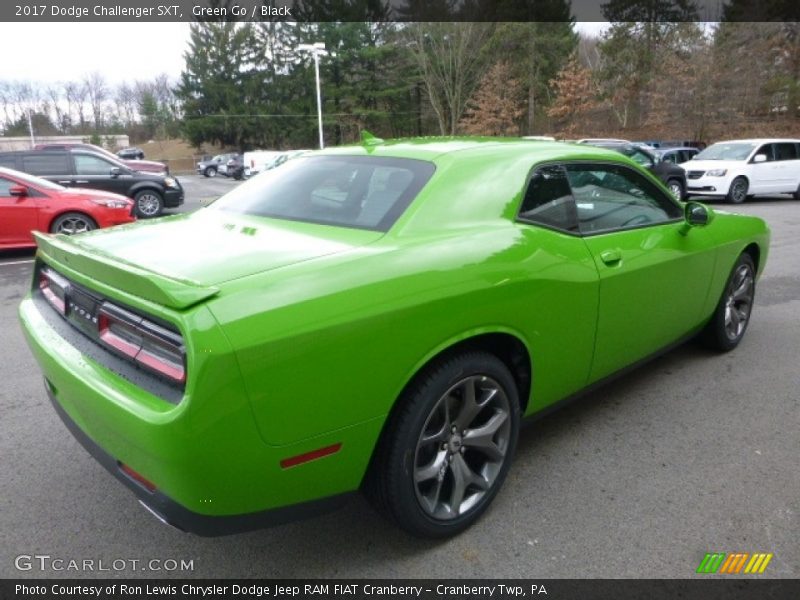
[{"x1": 19, "y1": 138, "x2": 770, "y2": 538}]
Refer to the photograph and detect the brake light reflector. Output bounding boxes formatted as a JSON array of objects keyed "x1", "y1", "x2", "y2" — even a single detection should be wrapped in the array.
[
  {"x1": 280, "y1": 443, "x2": 342, "y2": 469},
  {"x1": 119, "y1": 463, "x2": 157, "y2": 492}
]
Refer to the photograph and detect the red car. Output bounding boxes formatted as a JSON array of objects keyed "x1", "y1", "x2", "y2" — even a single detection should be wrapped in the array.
[
  {"x1": 33, "y1": 143, "x2": 168, "y2": 175},
  {"x1": 0, "y1": 167, "x2": 135, "y2": 249}
]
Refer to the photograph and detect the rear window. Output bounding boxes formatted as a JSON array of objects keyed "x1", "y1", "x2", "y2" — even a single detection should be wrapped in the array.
[
  {"x1": 22, "y1": 154, "x2": 71, "y2": 175},
  {"x1": 210, "y1": 155, "x2": 436, "y2": 231}
]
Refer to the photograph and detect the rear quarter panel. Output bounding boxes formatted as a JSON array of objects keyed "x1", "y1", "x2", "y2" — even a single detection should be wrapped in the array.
[{"x1": 208, "y1": 223, "x2": 600, "y2": 447}]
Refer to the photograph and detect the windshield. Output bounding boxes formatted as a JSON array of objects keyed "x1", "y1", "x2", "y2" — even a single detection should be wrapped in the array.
[
  {"x1": 209, "y1": 155, "x2": 436, "y2": 231},
  {"x1": 695, "y1": 142, "x2": 757, "y2": 161},
  {"x1": 620, "y1": 146, "x2": 653, "y2": 166}
]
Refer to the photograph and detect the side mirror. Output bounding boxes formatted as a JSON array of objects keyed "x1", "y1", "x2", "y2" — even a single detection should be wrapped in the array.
[
  {"x1": 9, "y1": 185, "x2": 27, "y2": 197},
  {"x1": 752, "y1": 154, "x2": 767, "y2": 163},
  {"x1": 685, "y1": 201, "x2": 711, "y2": 227},
  {"x1": 110, "y1": 167, "x2": 122, "y2": 178}
]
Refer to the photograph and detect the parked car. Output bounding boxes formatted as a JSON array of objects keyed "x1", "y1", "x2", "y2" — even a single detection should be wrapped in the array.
[
  {"x1": 34, "y1": 143, "x2": 168, "y2": 175},
  {"x1": 0, "y1": 166, "x2": 134, "y2": 249},
  {"x1": 223, "y1": 154, "x2": 245, "y2": 180},
  {"x1": 585, "y1": 141, "x2": 688, "y2": 200},
  {"x1": 196, "y1": 153, "x2": 237, "y2": 178},
  {"x1": 655, "y1": 147, "x2": 700, "y2": 165},
  {"x1": 577, "y1": 137, "x2": 631, "y2": 144},
  {"x1": 0, "y1": 150, "x2": 183, "y2": 218},
  {"x1": 681, "y1": 139, "x2": 800, "y2": 203},
  {"x1": 117, "y1": 147, "x2": 145, "y2": 160},
  {"x1": 242, "y1": 150, "x2": 280, "y2": 178},
  {"x1": 19, "y1": 138, "x2": 769, "y2": 538}
]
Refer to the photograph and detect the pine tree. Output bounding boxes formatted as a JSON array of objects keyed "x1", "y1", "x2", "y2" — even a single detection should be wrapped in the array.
[{"x1": 175, "y1": 22, "x2": 260, "y2": 149}]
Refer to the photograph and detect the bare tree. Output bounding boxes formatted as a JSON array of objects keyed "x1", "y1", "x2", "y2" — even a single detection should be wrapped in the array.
[
  {"x1": 405, "y1": 22, "x2": 494, "y2": 135},
  {"x1": 115, "y1": 83, "x2": 138, "y2": 127},
  {"x1": 46, "y1": 85, "x2": 66, "y2": 133},
  {"x1": 82, "y1": 72, "x2": 108, "y2": 130},
  {"x1": 64, "y1": 80, "x2": 88, "y2": 131}
]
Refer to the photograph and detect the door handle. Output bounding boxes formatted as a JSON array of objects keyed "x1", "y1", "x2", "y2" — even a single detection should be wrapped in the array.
[
  {"x1": 74, "y1": 180, "x2": 89, "y2": 184},
  {"x1": 57, "y1": 180, "x2": 72, "y2": 184},
  {"x1": 600, "y1": 249, "x2": 622, "y2": 265}
]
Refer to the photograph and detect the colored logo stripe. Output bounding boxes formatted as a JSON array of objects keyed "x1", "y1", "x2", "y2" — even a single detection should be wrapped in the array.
[
  {"x1": 697, "y1": 553, "x2": 726, "y2": 573},
  {"x1": 697, "y1": 552, "x2": 773, "y2": 574},
  {"x1": 744, "y1": 553, "x2": 773, "y2": 574},
  {"x1": 719, "y1": 553, "x2": 749, "y2": 574}
]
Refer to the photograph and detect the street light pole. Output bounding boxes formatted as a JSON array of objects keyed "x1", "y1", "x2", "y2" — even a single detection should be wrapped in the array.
[
  {"x1": 312, "y1": 51, "x2": 323, "y2": 150},
  {"x1": 297, "y1": 42, "x2": 330, "y2": 150}
]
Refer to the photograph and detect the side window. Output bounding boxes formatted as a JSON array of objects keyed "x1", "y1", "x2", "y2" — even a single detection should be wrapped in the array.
[
  {"x1": 75, "y1": 154, "x2": 114, "y2": 175},
  {"x1": 681, "y1": 150, "x2": 698, "y2": 162},
  {"x1": 565, "y1": 163, "x2": 682, "y2": 234},
  {"x1": 518, "y1": 165, "x2": 578, "y2": 232},
  {"x1": 774, "y1": 143, "x2": 797, "y2": 161},
  {"x1": 662, "y1": 152, "x2": 677, "y2": 164},
  {"x1": 22, "y1": 154, "x2": 71, "y2": 175},
  {"x1": 754, "y1": 144, "x2": 774, "y2": 162},
  {"x1": 0, "y1": 177, "x2": 13, "y2": 196}
]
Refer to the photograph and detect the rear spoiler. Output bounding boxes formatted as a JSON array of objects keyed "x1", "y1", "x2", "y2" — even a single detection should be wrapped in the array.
[{"x1": 33, "y1": 232, "x2": 219, "y2": 310}]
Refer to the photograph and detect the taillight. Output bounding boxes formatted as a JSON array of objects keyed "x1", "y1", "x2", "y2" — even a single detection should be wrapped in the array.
[
  {"x1": 38, "y1": 266, "x2": 186, "y2": 386},
  {"x1": 98, "y1": 302, "x2": 186, "y2": 384},
  {"x1": 39, "y1": 269, "x2": 68, "y2": 314}
]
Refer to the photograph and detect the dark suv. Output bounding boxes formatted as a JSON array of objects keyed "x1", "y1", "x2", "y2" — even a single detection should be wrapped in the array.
[
  {"x1": 0, "y1": 150, "x2": 183, "y2": 218},
  {"x1": 585, "y1": 142, "x2": 688, "y2": 200}
]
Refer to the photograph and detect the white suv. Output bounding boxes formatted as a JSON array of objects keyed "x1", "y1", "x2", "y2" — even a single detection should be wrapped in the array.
[{"x1": 681, "y1": 139, "x2": 800, "y2": 203}]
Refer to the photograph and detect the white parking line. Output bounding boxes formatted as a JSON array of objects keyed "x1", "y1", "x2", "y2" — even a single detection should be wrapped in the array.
[{"x1": 0, "y1": 259, "x2": 34, "y2": 266}]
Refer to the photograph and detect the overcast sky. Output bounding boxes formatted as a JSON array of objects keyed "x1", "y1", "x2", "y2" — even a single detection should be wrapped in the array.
[{"x1": 0, "y1": 22, "x2": 608, "y2": 87}]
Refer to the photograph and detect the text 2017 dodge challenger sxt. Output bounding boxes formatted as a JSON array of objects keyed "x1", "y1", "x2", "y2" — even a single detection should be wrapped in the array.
[{"x1": 19, "y1": 138, "x2": 770, "y2": 537}]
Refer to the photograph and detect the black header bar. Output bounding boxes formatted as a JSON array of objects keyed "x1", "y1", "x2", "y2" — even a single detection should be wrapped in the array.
[
  {"x1": 3, "y1": 579, "x2": 800, "y2": 600},
  {"x1": 2, "y1": 0, "x2": 800, "y2": 23}
]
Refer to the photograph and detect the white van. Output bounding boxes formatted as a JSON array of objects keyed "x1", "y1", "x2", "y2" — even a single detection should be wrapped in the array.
[{"x1": 681, "y1": 139, "x2": 800, "y2": 203}]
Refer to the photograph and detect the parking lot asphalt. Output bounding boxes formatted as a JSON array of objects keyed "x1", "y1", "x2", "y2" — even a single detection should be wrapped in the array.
[{"x1": 0, "y1": 181, "x2": 798, "y2": 579}]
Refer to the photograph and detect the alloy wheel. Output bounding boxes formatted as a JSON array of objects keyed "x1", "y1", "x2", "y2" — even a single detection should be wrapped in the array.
[
  {"x1": 730, "y1": 179, "x2": 747, "y2": 203},
  {"x1": 413, "y1": 374, "x2": 512, "y2": 520},
  {"x1": 55, "y1": 216, "x2": 93, "y2": 235},
  {"x1": 723, "y1": 262, "x2": 755, "y2": 341},
  {"x1": 137, "y1": 194, "x2": 161, "y2": 217}
]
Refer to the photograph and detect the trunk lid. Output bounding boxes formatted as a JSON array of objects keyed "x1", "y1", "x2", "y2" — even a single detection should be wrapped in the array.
[{"x1": 34, "y1": 210, "x2": 383, "y2": 309}]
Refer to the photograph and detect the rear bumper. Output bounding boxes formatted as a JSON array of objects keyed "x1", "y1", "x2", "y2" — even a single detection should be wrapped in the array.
[
  {"x1": 45, "y1": 384, "x2": 352, "y2": 536},
  {"x1": 18, "y1": 291, "x2": 378, "y2": 535}
]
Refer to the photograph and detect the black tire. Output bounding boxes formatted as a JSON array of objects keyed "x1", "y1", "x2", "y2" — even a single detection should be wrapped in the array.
[
  {"x1": 134, "y1": 189, "x2": 164, "y2": 218},
  {"x1": 365, "y1": 351, "x2": 520, "y2": 538},
  {"x1": 50, "y1": 212, "x2": 97, "y2": 235},
  {"x1": 793, "y1": 182, "x2": 800, "y2": 201},
  {"x1": 666, "y1": 178, "x2": 684, "y2": 201},
  {"x1": 204, "y1": 166, "x2": 217, "y2": 178},
  {"x1": 699, "y1": 253, "x2": 756, "y2": 352},
  {"x1": 726, "y1": 176, "x2": 748, "y2": 204}
]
